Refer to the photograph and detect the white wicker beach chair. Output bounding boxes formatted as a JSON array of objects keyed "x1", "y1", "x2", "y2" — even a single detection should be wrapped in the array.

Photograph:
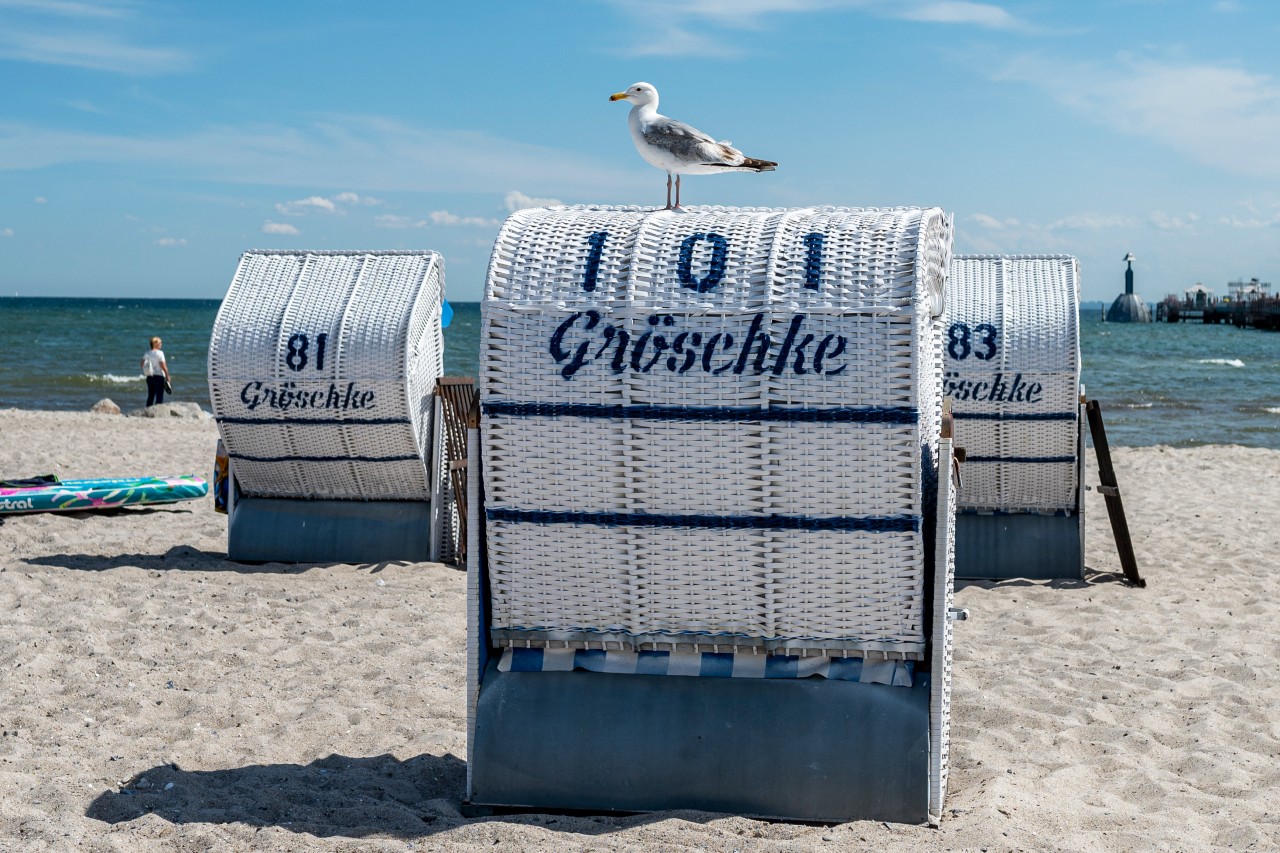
[
  {"x1": 945, "y1": 255, "x2": 1084, "y2": 579},
  {"x1": 207, "y1": 250, "x2": 449, "y2": 562},
  {"x1": 466, "y1": 205, "x2": 958, "y2": 824}
]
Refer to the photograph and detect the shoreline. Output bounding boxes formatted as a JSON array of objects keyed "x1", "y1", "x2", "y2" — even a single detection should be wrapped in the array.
[
  {"x1": 2, "y1": 404, "x2": 1275, "y2": 453},
  {"x1": 1, "y1": 409, "x2": 1277, "y2": 851}
]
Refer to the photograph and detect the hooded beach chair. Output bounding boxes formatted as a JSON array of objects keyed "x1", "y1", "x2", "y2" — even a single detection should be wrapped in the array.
[
  {"x1": 207, "y1": 250, "x2": 450, "y2": 563},
  {"x1": 945, "y1": 255, "x2": 1085, "y2": 580},
  {"x1": 465, "y1": 205, "x2": 960, "y2": 824}
]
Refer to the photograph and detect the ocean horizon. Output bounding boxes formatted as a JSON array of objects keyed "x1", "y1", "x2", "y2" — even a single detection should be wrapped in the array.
[{"x1": 2, "y1": 295, "x2": 1277, "y2": 450}]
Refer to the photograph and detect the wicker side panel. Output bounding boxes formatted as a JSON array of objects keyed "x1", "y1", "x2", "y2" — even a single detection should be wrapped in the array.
[
  {"x1": 208, "y1": 251, "x2": 443, "y2": 501},
  {"x1": 381, "y1": 253, "x2": 445, "y2": 470},
  {"x1": 946, "y1": 255, "x2": 1080, "y2": 511},
  {"x1": 464, "y1": 425, "x2": 483, "y2": 800},
  {"x1": 929, "y1": 438, "x2": 957, "y2": 824},
  {"x1": 915, "y1": 212, "x2": 951, "y2": 524}
]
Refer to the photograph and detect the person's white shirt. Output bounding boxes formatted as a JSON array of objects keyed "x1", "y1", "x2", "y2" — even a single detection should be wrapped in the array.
[{"x1": 142, "y1": 349, "x2": 166, "y2": 377}]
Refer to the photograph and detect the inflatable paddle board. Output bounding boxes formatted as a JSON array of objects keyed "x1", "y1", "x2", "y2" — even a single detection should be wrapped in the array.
[{"x1": 0, "y1": 475, "x2": 208, "y2": 514}]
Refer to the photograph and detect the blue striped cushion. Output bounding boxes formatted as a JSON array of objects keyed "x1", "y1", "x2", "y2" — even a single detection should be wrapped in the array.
[{"x1": 497, "y1": 647, "x2": 914, "y2": 687}]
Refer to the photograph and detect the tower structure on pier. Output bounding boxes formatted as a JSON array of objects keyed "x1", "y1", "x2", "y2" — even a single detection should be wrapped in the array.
[{"x1": 1106, "y1": 252, "x2": 1152, "y2": 323}]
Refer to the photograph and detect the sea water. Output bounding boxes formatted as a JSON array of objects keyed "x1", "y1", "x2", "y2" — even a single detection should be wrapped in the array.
[
  {"x1": 0, "y1": 297, "x2": 483, "y2": 413},
  {"x1": 2, "y1": 297, "x2": 1278, "y2": 449},
  {"x1": 1079, "y1": 316, "x2": 1280, "y2": 448}
]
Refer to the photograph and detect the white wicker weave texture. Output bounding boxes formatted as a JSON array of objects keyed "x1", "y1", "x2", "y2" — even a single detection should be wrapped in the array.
[
  {"x1": 930, "y1": 437, "x2": 959, "y2": 822},
  {"x1": 208, "y1": 250, "x2": 445, "y2": 501},
  {"x1": 481, "y1": 206, "x2": 953, "y2": 658},
  {"x1": 945, "y1": 255, "x2": 1081, "y2": 512}
]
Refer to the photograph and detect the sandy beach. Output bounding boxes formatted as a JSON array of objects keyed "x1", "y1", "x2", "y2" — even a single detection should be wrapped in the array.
[{"x1": 0, "y1": 406, "x2": 1276, "y2": 852}]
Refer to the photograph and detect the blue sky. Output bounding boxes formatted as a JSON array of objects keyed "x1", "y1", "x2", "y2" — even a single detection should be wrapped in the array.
[{"x1": 2, "y1": 0, "x2": 1278, "y2": 302}]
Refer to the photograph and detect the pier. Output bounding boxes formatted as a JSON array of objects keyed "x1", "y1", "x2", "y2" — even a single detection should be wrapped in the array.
[{"x1": 1158, "y1": 278, "x2": 1278, "y2": 329}]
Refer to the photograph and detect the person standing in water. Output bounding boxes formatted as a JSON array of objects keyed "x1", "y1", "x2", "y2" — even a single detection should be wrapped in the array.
[{"x1": 141, "y1": 336, "x2": 170, "y2": 407}]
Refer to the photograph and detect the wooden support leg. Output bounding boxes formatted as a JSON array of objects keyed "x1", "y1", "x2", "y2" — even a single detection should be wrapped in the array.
[
  {"x1": 1085, "y1": 399, "x2": 1146, "y2": 587},
  {"x1": 436, "y1": 377, "x2": 479, "y2": 565}
]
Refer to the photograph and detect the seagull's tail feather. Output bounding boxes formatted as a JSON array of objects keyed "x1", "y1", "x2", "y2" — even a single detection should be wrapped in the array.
[{"x1": 703, "y1": 157, "x2": 778, "y2": 173}]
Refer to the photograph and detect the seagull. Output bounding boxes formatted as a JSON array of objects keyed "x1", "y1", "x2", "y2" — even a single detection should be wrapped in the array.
[{"x1": 609, "y1": 82, "x2": 777, "y2": 210}]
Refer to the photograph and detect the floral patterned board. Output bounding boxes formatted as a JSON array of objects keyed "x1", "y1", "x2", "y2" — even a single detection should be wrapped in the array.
[{"x1": 0, "y1": 475, "x2": 208, "y2": 514}]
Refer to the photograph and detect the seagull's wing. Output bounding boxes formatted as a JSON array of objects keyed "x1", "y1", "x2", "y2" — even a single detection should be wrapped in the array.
[{"x1": 642, "y1": 116, "x2": 744, "y2": 166}]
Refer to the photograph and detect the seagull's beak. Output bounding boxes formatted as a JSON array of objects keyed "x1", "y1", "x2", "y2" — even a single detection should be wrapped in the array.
[{"x1": 609, "y1": 92, "x2": 630, "y2": 102}]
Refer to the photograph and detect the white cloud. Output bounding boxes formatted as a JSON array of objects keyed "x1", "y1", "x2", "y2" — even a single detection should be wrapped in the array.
[
  {"x1": 0, "y1": 0, "x2": 191, "y2": 74},
  {"x1": 0, "y1": 27, "x2": 191, "y2": 75},
  {"x1": 1, "y1": 227, "x2": 13, "y2": 237},
  {"x1": 968, "y1": 212, "x2": 1019, "y2": 230},
  {"x1": 153, "y1": 236, "x2": 186, "y2": 246},
  {"x1": 1047, "y1": 213, "x2": 1135, "y2": 231},
  {"x1": 609, "y1": 23, "x2": 745, "y2": 59},
  {"x1": 0, "y1": 1, "x2": 126, "y2": 18},
  {"x1": 896, "y1": 2, "x2": 1020, "y2": 30},
  {"x1": 1220, "y1": 213, "x2": 1280, "y2": 228},
  {"x1": 262, "y1": 222, "x2": 300, "y2": 235},
  {"x1": 608, "y1": 0, "x2": 1024, "y2": 27},
  {"x1": 332, "y1": 191, "x2": 381, "y2": 206},
  {"x1": 274, "y1": 192, "x2": 384, "y2": 216},
  {"x1": 0, "y1": 115, "x2": 648, "y2": 197},
  {"x1": 995, "y1": 53, "x2": 1280, "y2": 178},
  {"x1": 604, "y1": 0, "x2": 826, "y2": 34},
  {"x1": 374, "y1": 208, "x2": 500, "y2": 229},
  {"x1": 505, "y1": 190, "x2": 562, "y2": 212},
  {"x1": 1150, "y1": 211, "x2": 1199, "y2": 231},
  {"x1": 955, "y1": 210, "x2": 1137, "y2": 257},
  {"x1": 275, "y1": 195, "x2": 339, "y2": 216},
  {"x1": 603, "y1": 0, "x2": 1031, "y2": 56},
  {"x1": 1212, "y1": 0, "x2": 1242, "y2": 11},
  {"x1": 33, "y1": 196, "x2": 46, "y2": 203},
  {"x1": 428, "y1": 210, "x2": 500, "y2": 227}
]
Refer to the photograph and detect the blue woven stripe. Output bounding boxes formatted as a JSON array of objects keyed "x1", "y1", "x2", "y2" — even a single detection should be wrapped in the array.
[
  {"x1": 487, "y1": 508, "x2": 919, "y2": 533},
  {"x1": 953, "y1": 411, "x2": 1076, "y2": 421},
  {"x1": 218, "y1": 417, "x2": 411, "y2": 426},
  {"x1": 965, "y1": 455, "x2": 1076, "y2": 464},
  {"x1": 482, "y1": 401, "x2": 918, "y2": 425},
  {"x1": 229, "y1": 453, "x2": 421, "y2": 463}
]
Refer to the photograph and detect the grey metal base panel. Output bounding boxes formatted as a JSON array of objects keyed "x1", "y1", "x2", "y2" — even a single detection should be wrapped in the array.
[
  {"x1": 954, "y1": 512, "x2": 1083, "y2": 581},
  {"x1": 468, "y1": 660, "x2": 933, "y2": 824},
  {"x1": 228, "y1": 497, "x2": 432, "y2": 564}
]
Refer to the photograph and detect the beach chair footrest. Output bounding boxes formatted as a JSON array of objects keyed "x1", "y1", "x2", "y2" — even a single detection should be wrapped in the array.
[
  {"x1": 953, "y1": 511, "x2": 1084, "y2": 581},
  {"x1": 228, "y1": 497, "x2": 434, "y2": 563},
  {"x1": 469, "y1": 659, "x2": 934, "y2": 824}
]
